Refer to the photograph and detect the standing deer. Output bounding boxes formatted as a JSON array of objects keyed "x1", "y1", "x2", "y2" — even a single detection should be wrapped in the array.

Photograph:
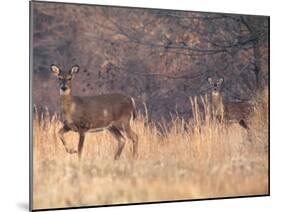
[
  {"x1": 50, "y1": 64, "x2": 138, "y2": 160},
  {"x1": 207, "y1": 76, "x2": 253, "y2": 130}
]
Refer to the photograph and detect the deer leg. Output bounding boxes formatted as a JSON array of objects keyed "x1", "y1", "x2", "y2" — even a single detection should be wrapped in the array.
[
  {"x1": 78, "y1": 132, "x2": 85, "y2": 160},
  {"x1": 58, "y1": 125, "x2": 77, "y2": 154},
  {"x1": 109, "y1": 126, "x2": 125, "y2": 160},
  {"x1": 124, "y1": 125, "x2": 138, "y2": 158}
]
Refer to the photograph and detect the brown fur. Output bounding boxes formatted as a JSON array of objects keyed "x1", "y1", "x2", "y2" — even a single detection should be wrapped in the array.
[
  {"x1": 51, "y1": 64, "x2": 138, "y2": 160},
  {"x1": 208, "y1": 77, "x2": 253, "y2": 130}
]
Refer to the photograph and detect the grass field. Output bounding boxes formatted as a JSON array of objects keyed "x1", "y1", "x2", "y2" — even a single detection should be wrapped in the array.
[{"x1": 32, "y1": 89, "x2": 268, "y2": 210}]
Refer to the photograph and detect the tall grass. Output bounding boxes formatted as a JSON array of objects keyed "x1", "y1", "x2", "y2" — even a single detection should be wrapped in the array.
[{"x1": 32, "y1": 90, "x2": 268, "y2": 210}]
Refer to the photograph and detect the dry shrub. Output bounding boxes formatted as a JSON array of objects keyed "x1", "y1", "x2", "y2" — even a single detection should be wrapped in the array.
[{"x1": 32, "y1": 90, "x2": 268, "y2": 210}]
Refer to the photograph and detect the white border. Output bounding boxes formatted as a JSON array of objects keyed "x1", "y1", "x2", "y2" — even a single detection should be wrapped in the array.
[{"x1": 0, "y1": 0, "x2": 278, "y2": 212}]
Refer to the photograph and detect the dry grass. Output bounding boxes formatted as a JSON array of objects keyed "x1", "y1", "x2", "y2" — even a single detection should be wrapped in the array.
[{"x1": 32, "y1": 90, "x2": 268, "y2": 210}]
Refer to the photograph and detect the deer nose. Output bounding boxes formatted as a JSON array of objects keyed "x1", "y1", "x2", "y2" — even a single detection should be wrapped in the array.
[{"x1": 61, "y1": 86, "x2": 67, "y2": 91}]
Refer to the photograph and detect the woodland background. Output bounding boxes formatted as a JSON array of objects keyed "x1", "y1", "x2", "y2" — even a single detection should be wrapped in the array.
[{"x1": 32, "y1": 2, "x2": 269, "y2": 121}]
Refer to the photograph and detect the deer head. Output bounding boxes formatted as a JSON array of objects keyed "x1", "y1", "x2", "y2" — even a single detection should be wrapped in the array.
[
  {"x1": 50, "y1": 64, "x2": 80, "y2": 95},
  {"x1": 207, "y1": 76, "x2": 224, "y2": 95}
]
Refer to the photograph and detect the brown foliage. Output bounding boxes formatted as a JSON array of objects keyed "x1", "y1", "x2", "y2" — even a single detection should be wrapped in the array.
[{"x1": 32, "y1": 89, "x2": 268, "y2": 209}]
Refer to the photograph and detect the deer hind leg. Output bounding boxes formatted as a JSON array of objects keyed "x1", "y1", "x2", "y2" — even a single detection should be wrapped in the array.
[
  {"x1": 58, "y1": 125, "x2": 77, "y2": 154},
  {"x1": 78, "y1": 132, "x2": 85, "y2": 160},
  {"x1": 109, "y1": 126, "x2": 125, "y2": 160},
  {"x1": 123, "y1": 124, "x2": 138, "y2": 158}
]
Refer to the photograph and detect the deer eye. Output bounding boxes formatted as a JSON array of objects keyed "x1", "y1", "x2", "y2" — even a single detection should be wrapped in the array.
[
  {"x1": 58, "y1": 76, "x2": 63, "y2": 81},
  {"x1": 67, "y1": 77, "x2": 72, "y2": 81}
]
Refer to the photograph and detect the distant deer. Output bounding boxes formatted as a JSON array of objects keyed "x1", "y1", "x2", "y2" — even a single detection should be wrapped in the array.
[
  {"x1": 51, "y1": 64, "x2": 138, "y2": 160},
  {"x1": 207, "y1": 76, "x2": 253, "y2": 130}
]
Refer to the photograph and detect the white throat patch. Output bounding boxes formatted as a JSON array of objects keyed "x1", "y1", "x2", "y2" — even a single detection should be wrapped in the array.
[
  {"x1": 60, "y1": 89, "x2": 71, "y2": 96},
  {"x1": 212, "y1": 91, "x2": 220, "y2": 96},
  {"x1": 103, "y1": 109, "x2": 108, "y2": 117}
]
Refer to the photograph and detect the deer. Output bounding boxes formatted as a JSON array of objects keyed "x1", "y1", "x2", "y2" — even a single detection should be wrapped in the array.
[
  {"x1": 207, "y1": 76, "x2": 254, "y2": 131},
  {"x1": 50, "y1": 64, "x2": 138, "y2": 160}
]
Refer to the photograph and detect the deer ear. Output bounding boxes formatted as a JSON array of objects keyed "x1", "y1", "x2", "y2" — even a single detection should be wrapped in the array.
[
  {"x1": 218, "y1": 77, "x2": 224, "y2": 84},
  {"x1": 70, "y1": 65, "x2": 79, "y2": 75},
  {"x1": 207, "y1": 77, "x2": 213, "y2": 84},
  {"x1": 50, "y1": 64, "x2": 60, "y2": 76}
]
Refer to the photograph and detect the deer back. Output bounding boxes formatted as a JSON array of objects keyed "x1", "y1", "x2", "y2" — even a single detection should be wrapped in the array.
[{"x1": 69, "y1": 93, "x2": 134, "y2": 129}]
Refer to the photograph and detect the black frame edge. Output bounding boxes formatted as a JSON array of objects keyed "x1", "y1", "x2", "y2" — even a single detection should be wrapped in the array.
[{"x1": 29, "y1": 1, "x2": 34, "y2": 211}]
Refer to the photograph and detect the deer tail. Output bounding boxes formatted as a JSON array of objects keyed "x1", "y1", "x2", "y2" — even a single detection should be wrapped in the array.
[
  {"x1": 130, "y1": 97, "x2": 137, "y2": 120},
  {"x1": 239, "y1": 119, "x2": 249, "y2": 130}
]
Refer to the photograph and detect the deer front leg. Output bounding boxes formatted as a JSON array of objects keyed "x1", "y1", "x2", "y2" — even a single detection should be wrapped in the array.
[{"x1": 58, "y1": 125, "x2": 77, "y2": 154}]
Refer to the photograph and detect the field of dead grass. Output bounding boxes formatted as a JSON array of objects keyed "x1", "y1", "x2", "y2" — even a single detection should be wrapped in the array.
[{"x1": 32, "y1": 89, "x2": 268, "y2": 210}]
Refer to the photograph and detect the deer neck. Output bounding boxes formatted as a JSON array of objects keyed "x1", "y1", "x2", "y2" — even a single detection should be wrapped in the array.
[
  {"x1": 60, "y1": 91, "x2": 75, "y2": 123},
  {"x1": 211, "y1": 91, "x2": 224, "y2": 116},
  {"x1": 211, "y1": 91, "x2": 222, "y2": 103}
]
